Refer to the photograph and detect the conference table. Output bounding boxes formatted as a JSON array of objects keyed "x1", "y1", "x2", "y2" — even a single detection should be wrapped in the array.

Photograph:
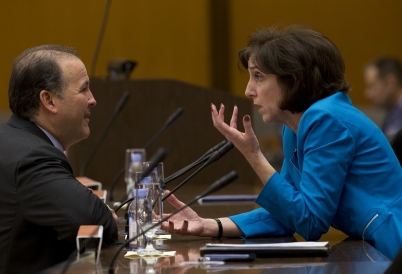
[
  {"x1": 99, "y1": 235, "x2": 391, "y2": 274},
  {"x1": 42, "y1": 201, "x2": 392, "y2": 274}
]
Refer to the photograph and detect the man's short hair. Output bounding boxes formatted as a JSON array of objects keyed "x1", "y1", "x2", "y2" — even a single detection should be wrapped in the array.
[{"x1": 8, "y1": 45, "x2": 80, "y2": 121}]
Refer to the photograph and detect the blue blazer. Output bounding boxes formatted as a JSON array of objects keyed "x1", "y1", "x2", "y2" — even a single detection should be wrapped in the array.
[{"x1": 230, "y1": 92, "x2": 402, "y2": 259}]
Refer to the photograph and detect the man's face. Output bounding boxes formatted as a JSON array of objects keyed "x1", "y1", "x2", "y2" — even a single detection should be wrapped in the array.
[
  {"x1": 54, "y1": 57, "x2": 96, "y2": 149},
  {"x1": 364, "y1": 65, "x2": 391, "y2": 108}
]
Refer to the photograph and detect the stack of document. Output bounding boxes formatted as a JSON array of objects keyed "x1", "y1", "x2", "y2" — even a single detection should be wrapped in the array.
[{"x1": 200, "y1": 241, "x2": 330, "y2": 257}]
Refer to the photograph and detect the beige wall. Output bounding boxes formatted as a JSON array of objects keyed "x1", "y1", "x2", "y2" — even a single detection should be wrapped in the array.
[
  {"x1": 0, "y1": 0, "x2": 211, "y2": 111},
  {"x1": 229, "y1": 0, "x2": 402, "y2": 105},
  {"x1": 1, "y1": 0, "x2": 402, "y2": 112}
]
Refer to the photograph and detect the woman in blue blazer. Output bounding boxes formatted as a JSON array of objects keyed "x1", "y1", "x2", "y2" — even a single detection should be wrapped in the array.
[{"x1": 161, "y1": 25, "x2": 402, "y2": 260}]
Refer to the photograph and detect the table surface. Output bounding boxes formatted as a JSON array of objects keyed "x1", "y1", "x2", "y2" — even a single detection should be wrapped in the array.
[{"x1": 42, "y1": 202, "x2": 392, "y2": 274}]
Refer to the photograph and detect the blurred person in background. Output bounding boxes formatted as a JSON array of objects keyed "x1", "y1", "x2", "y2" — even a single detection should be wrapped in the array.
[{"x1": 364, "y1": 57, "x2": 402, "y2": 141}]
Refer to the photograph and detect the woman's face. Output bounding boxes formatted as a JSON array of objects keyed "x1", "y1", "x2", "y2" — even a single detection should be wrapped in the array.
[{"x1": 245, "y1": 57, "x2": 287, "y2": 124}]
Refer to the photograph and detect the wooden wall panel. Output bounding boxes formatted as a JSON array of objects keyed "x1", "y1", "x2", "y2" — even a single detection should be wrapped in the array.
[{"x1": 67, "y1": 78, "x2": 257, "y2": 201}]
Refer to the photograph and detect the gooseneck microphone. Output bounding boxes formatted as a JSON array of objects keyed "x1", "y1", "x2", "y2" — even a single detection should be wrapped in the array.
[
  {"x1": 200, "y1": 140, "x2": 228, "y2": 159},
  {"x1": 162, "y1": 142, "x2": 234, "y2": 201},
  {"x1": 113, "y1": 148, "x2": 167, "y2": 213},
  {"x1": 108, "y1": 107, "x2": 184, "y2": 201},
  {"x1": 144, "y1": 107, "x2": 183, "y2": 149},
  {"x1": 108, "y1": 171, "x2": 239, "y2": 274},
  {"x1": 163, "y1": 140, "x2": 228, "y2": 186},
  {"x1": 114, "y1": 141, "x2": 233, "y2": 211},
  {"x1": 90, "y1": 0, "x2": 112, "y2": 76},
  {"x1": 79, "y1": 91, "x2": 131, "y2": 176}
]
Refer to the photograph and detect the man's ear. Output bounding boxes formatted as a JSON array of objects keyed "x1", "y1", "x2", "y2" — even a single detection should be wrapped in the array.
[{"x1": 39, "y1": 90, "x2": 58, "y2": 114}]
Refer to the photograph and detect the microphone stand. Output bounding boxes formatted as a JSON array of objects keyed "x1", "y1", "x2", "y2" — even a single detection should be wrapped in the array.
[
  {"x1": 108, "y1": 171, "x2": 239, "y2": 274},
  {"x1": 117, "y1": 148, "x2": 166, "y2": 241},
  {"x1": 79, "y1": 91, "x2": 131, "y2": 176},
  {"x1": 144, "y1": 107, "x2": 183, "y2": 149},
  {"x1": 163, "y1": 140, "x2": 228, "y2": 186},
  {"x1": 162, "y1": 161, "x2": 210, "y2": 202},
  {"x1": 162, "y1": 142, "x2": 234, "y2": 201},
  {"x1": 114, "y1": 142, "x2": 234, "y2": 212},
  {"x1": 110, "y1": 140, "x2": 226, "y2": 202},
  {"x1": 108, "y1": 107, "x2": 183, "y2": 201},
  {"x1": 114, "y1": 148, "x2": 167, "y2": 213}
]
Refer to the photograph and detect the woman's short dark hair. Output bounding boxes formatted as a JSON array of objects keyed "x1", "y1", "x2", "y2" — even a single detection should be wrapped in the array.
[
  {"x1": 239, "y1": 25, "x2": 350, "y2": 113},
  {"x1": 8, "y1": 45, "x2": 80, "y2": 121}
]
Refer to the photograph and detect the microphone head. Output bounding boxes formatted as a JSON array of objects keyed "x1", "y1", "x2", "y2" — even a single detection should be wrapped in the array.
[
  {"x1": 218, "y1": 141, "x2": 234, "y2": 153},
  {"x1": 140, "y1": 148, "x2": 167, "y2": 180},
  {"x1": 165, "y1": 107, "x2": 184, "y2": 127},
  {"x1": 202, "y1": 171, "x2": 238, "y2": 197},
  {"x1": 204, "y1": 141, "x2": 235, "y2": 165},
  {"x1": 200, "y1": 140, "x2": 227, "y2": 159},
  {"x1": 144, "y1": 108, "x2": 183, "y2": 150}
]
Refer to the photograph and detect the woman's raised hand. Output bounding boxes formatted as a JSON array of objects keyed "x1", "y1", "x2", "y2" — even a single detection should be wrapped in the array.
[{"x1": 211, "y1": 103, "x2": 260, "y2": 159}]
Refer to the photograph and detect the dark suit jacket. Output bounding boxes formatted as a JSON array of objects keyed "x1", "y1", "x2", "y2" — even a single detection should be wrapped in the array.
[
  {"x1": 0, "y1": 114, "x2": 118, "y2": 274},
  {"x1": 391, "y1": 128, "x2": 402, "y2": 166}
]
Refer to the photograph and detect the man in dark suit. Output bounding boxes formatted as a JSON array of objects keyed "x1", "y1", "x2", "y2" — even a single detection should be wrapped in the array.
[{"x1": 0, "y1": 45, "x2": 118, "y2": 273}]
